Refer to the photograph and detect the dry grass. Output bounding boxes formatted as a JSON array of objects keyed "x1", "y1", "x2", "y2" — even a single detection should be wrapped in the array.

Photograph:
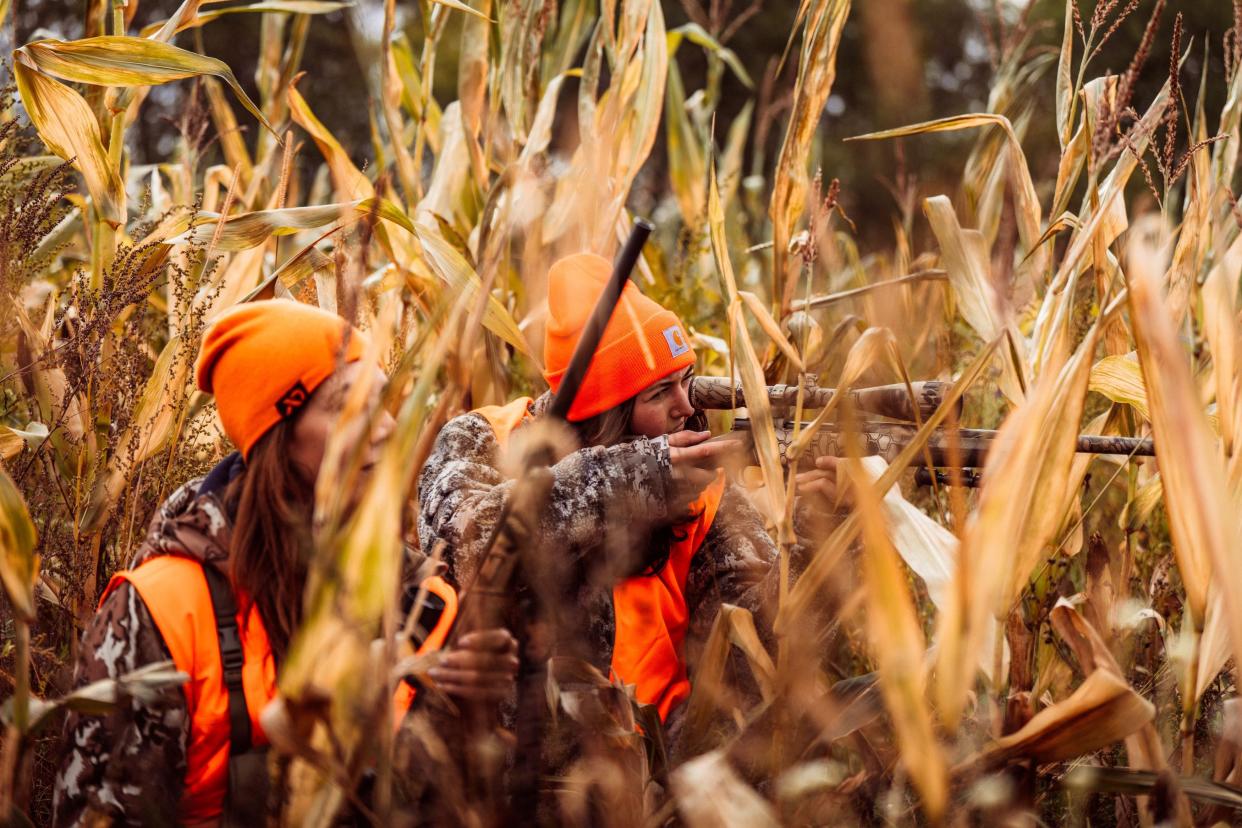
[{"x1": 1, "y1": 0, "x2": 1241, "y2": 825}]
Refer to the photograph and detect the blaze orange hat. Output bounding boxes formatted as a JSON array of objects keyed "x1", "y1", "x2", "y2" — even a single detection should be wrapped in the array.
[
  {"x1": 195, "y1": 299, "x2": 369, "y2": 457},
  {"x1": 544, "y1": 253, "x2": 695, "y2": 422}
]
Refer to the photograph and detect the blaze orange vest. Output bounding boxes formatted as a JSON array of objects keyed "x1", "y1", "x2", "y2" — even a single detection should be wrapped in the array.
[
  {"x1": 102, "y1": 556, "x2": 277, "y2": 824},
  {"x1": 102, "y1": 557, "x2": 458, "y2": 822},
  {"x1": 474, "y1": 398, "x2": 724, "y2": 722}
]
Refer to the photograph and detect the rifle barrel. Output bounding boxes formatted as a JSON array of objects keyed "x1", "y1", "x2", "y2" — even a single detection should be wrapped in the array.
[
  {"x1": 730, "y1": 419, "x2": 1156, "y2": 469},
  {"x1": 688, "y1": 376, "x2": 959, "y2": 422}
]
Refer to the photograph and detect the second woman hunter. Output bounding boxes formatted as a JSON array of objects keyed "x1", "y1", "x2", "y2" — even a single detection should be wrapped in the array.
[{"x1": 416, "y1": 253, "x2": 846, "y2": 755}]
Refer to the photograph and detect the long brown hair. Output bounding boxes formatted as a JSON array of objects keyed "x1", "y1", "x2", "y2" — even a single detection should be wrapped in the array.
[
  {"x1": 570, "y1": 396, "x2": 636, "y2": 448},
  {"x1": 224, "y1": 419, "x2": 314, "y2": 663}
]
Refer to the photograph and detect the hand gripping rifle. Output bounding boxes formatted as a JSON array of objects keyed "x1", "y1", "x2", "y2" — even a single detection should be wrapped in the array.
[
  {"x1": 688, "y1": 376, "x2": 1155, "y2": 487},
  {"x1": 444, "y1": 219, "x2": 653, "y2": 823}
]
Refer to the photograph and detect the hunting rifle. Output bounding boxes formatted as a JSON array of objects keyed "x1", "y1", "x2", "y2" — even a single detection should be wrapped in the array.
[
  {"x1": 442, "y1": 219, "x2": 653, "y2": 823},
  {"x1": 688, "y1": 376, "x2": 1156, "y2": 487}
]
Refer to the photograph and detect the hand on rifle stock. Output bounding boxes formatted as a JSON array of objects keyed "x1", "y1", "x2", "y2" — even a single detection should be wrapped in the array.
[
  {"x1": 429, "y1": 628, "x2": 520, "y2": 702},
  {"x1": 794, "y1": 455, "x2": 855, "y2": 514},
  {"x1": 668, "y1": 429, "x2": 738, "y2": 518}
]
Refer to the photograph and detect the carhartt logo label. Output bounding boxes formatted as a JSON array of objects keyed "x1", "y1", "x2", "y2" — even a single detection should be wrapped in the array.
[
  {"x1": 663, "y1": 325, "x2": 690, "y2": 358},
  {"x1": 276, "y1": 380, "x2": 310, "y2": 418}
]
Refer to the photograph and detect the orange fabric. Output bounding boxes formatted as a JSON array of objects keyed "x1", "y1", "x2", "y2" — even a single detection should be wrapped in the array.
[
  {"x1": 474, "y1": 399, "x2": 722, "y2": 722},
  {"x1": 100, "y1": 557, "x2": 277, "y2": 824},
  {"x1": 472, "y1": 398, "x2": 535, "y2": 443},
  {"x1": 610, "y1": 475, "x2": 724, "y2": 721},
  {"x1": 392, "y1": 575, "x2": 460, "y2": 728},
  {"x1": 543, "y1": 253, "x2": 696, "y2": 422},
  {"x1": 194, "y1": 299, "x2": 370, "y2": 457}
]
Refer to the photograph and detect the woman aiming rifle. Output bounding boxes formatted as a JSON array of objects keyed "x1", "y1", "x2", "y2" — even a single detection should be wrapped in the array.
[
  {"x1": 55, "y1": 300, "x2": 518, "y2": 827},
  {"x1": 417, "y1": 254, "x2": 847, "y2": 765}
]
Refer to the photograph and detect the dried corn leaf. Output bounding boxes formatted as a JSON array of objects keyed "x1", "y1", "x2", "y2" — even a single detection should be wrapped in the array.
[
  {"x1": 140, "y1": 1, "x2": 348, "y2": 37},
  {"x1": 13, "y1": 60, "x2": 123, "y2": 224},
  {"x1": 846, "y1": 455, "x2": 948, "y2": 822},
  {"x1": 1202, "y1": 252, "x2": 1240, "y2": 463},
  {"x1": 19, "y1": 36, "x2": 273, "y2": 136},
  {"x1": 709, "y1": 164, "x2": 784, "y2": 524},
  {"x1": 1055, "y1": 0, "x2": 1074, "y2": 149},
  {"x1": 1127, "y1": 231, "x2": 1236, "y2": 631},
  {"x1": 923, "y1": 196, "x2": 1026, "y2": 403},
  {"x1": 25, "y1": 661, "x2": 189, "y2": 734},
  {"x1": 933, "y1": 326, "x2": 1097, "y2": 733},
  {"x1": 1089, "y1": 354, "x2": 1150, "y2": 422},
  {"x1": 1050, "y1": 599, "x2": 1190, "y2": 826},
  {"x1": 856, "y1": 456, "x2": 954, "y2": 610},
  {"x1": 922, "y1": 196, "x2": 1006, "y2": 341},
  {"x1": 288, "y1": 83, "x2": 374, "y2": 199},
  {"x1": 0, "y1": 462, "x2": 38, "y2": 622},
  {"x1": 392, "y1": 33, "x2": 443, "y2": 147},
  {"x1": 739, "y1": 291, "x2": 803, "y2": 371},
  {"x1": 781, "y1": 338, "x2": 997, "y2": 636},
  {"x1": 981, "y1": 670, "x2": 1153, "y2": 765},
  {"x1": 166, "y1": 198, "x2": 412, "y2": 250},
  {"x1": 412, "y1": 222, "x2": 531, "y2": 356},
  {"x1": 1197, "y1": 588, "x2": 1234, "y2": 701},
  {"x1": 664, "y1": 57, "x2": 706, "y2": 226},
  {"x1": 666, "y1": 23, "x2": 752, "y2": 88},
  {"x1": 769, "y1": 0, "x2": 850, "y2": 314},
  {"x1": 852, "y1": 114, "x2": 1044, "y2": 288}
]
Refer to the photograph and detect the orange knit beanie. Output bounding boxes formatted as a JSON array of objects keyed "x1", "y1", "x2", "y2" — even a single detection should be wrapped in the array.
[
  {"x1": 195, "y1": 299, "x2": 369, "y2": 457},
  {"x1": 544, "y1": 253, "x2": 695, "y2": 422}
]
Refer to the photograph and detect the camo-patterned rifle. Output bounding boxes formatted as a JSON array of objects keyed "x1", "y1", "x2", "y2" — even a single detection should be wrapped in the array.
[{"x1": 688, "y1": 376, "x2": 1155, "y2": 486}]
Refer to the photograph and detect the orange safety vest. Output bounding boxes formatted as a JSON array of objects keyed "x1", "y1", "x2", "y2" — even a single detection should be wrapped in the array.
[
  {"x1": 474, "y1": 398, "x2": 724, "y2": 722},
  {"x1": 102, "y1": 557, "x2": 458, "y2": 822},
  {"x1": 102, "y1": 556, "x2": 277, "y2": 824}
]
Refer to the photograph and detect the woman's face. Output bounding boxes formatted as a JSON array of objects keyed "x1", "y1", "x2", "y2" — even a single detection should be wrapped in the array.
[
  {"x1": 288, "y1": 361, "x2": 395, "y2": 484},
  {"x1": 627, "y1": 366, "x2": 696, "y2": 439}
]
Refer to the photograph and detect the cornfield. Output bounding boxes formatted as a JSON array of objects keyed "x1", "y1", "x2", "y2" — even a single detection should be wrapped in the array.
[{"x1": 2, "y1": 0, "x2": 1242, "y2": 824}]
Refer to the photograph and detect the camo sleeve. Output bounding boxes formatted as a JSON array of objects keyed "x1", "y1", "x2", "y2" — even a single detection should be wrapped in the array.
[
  {"x1": 683, "y1": 483, "x2": 785, "y2": 651},
  {"x1": 683, "y1": 483, "x2": 848, "y2": 646},
  {"x1": 417, "y1": 412, "x2": 672, "y2": 586},
  {"x1": 53, "y1": 581, "x2": 188, "y2": 828}
]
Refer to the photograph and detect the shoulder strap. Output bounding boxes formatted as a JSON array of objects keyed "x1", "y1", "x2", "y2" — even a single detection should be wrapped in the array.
[{"x1": 201, "y1": 564, "x2": 253, "y2": 755}]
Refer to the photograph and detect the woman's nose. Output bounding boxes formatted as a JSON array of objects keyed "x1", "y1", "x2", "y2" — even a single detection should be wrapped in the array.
[{"x1": 670, "y1": 383, "x2": 695, "y2": 419}]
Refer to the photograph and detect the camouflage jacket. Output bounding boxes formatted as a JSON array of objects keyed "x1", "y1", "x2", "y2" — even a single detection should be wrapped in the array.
[
  {"x1": 53, "y1": 454, "x2": 244, "y2": 827},
  {"x1": 416, "y1": 394, "x2": 817, "y2": 745}
]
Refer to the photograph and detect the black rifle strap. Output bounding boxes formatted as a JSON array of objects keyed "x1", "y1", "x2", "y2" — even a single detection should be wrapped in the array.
[{"x1": 202, "y1": 564, "x2": 253, "y2": 755}]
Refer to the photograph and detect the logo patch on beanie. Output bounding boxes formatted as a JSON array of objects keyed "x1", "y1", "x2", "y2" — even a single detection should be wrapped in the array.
[
  {"x1": 276, "y1": 381, "x2": 310, "y2": 419},
  {"x1": 663, "y1": 325, "x2": 690, "y2": 358}
]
